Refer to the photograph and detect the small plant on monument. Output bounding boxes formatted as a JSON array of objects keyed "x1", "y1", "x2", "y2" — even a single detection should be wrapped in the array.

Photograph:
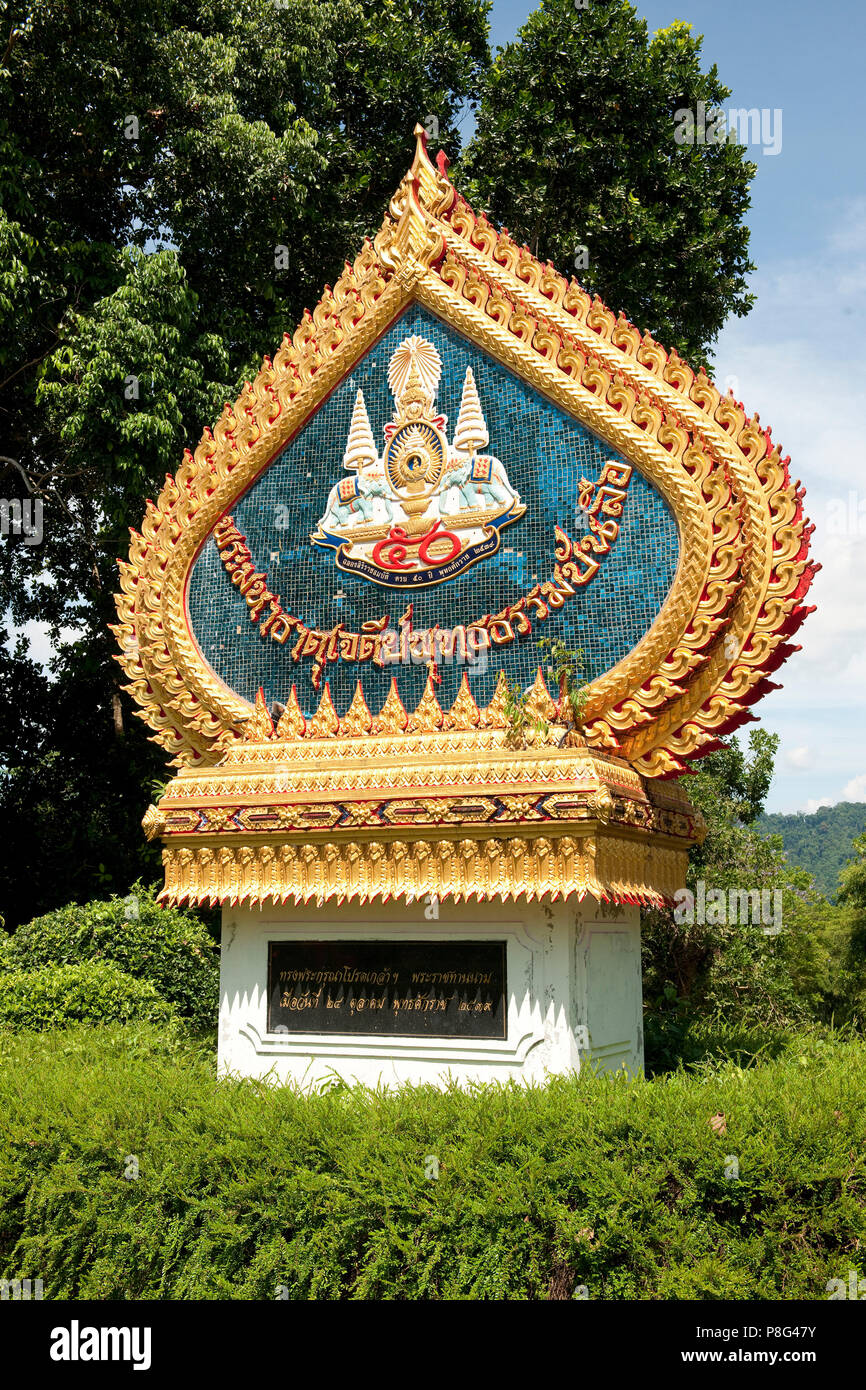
[
  {"x1": 150, "y1": 776, "x2": 170, "y2": 803},
  {"x1": 503, "y1": 680, "x2": 549, "y2": 749},
  {"x1": 538, "y1": 637, "x2": 590, "y2": 736}
]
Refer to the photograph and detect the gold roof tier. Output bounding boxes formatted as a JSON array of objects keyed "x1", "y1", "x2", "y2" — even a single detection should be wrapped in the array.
[{"x1": 145, "y1": 669, "x2": 705, "y2": 909}]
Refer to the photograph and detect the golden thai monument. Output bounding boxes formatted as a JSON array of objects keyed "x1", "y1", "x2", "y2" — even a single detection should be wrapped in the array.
[{"x1": 114, "y1": 128, "x2": 815, "y2": 1086}]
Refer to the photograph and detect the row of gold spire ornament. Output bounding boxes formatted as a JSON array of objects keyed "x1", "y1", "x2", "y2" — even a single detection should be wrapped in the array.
[
  {"x1": 342, "y1": 361, "x2": 488, "y2": 472},
  {"x1": 243, "y1": 669, "x2": 562, "y2": 743}
]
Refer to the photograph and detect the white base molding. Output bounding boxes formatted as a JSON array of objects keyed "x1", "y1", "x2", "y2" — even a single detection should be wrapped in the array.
[{"x1": 218, "y1": 897, "x2": 643, "y2": 1089}]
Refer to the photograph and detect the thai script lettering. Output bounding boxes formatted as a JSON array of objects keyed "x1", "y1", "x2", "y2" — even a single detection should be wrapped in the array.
[{"x1": 211, "y1": 461, "x2": 631, "y2": 687}]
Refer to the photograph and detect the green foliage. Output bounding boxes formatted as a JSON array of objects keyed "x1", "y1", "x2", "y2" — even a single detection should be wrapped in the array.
[
  {"x1": 34, "y1": 246, "x2": 231, "y2": 540},
  {"x1": 461, "y1": 0, "x2": 756, "y2": 364},
  {"x1": 836, "y1": 833, "x2": 866, "y2": 1021},
  {"x1": 5, "y1": 883, "x2": 219, "y2": 1032},
  {"x1": 0, "y1": 1024, "x2": 863, "y2": 1299},
  {"x1": 0, "y1": 0, "x2": 490, "y2": 925},
  {"x1": 0, "y1": 963, "x2": 176, "y2": 1031},
  {"x1": 690, "y1": 729, "x2": 778, "y2": 828},
  {"x1": 0, "y1": 207, "x2": 38, "y2": 368},
  {"x1": 502, "y1": 678, "x2": 548, "y2": 748},
  {"x1": 641, "y1": 732, "x2": 863, "y2": 1059},
  {"x1": 538, "y1": 636, "x2": 588, "y2": 727},
  {"x1": 0, "y1": 615, "x2": 166, "y2": 925},
  {"x1": 757, "y1": 802, "x2": 866, "y2": 901},
  {"x1": 503, "y1": 641, "x2": 588, "y2": 746}
]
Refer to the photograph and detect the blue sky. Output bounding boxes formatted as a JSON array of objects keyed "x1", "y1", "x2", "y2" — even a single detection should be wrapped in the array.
[
  {"x1": 12, "y1": 1, "x2": 862, "y2": 815},
  {"x1": 479, "y1": 0, "x2": 866, "y2": 814}
]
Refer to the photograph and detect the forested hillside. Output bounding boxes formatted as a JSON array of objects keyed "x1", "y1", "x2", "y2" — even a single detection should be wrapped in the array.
[{"x1": 757, "y1": 802, "x2": 866, "y2": 899}]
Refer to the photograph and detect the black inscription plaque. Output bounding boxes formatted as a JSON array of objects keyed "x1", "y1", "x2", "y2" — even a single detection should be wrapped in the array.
[{"x1": 268, "y1": 940, "x2": 507, "y2": 1039}]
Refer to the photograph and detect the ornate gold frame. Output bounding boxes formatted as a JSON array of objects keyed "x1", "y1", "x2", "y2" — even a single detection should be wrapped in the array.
[
  {"x1": 113, "y1": 128, "x2": 815, "y2": 909},
  {"x1": 113, "y1": 128, "x2": 815, "y2": 782}
]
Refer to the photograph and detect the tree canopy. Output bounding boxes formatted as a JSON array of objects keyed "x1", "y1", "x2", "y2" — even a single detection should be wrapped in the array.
[
  {"x1": 757, "y1": 802, "x2": 866, "y2": 902},
  {"x1": 0, "y1": 0, "x2": 760, "y2": 924},
  {"x1": 0, "y1": 0, "x2": 489, "y2": 925},
  {"x1": 460, "y1": 0, "x2": 756, "y2": 363}
]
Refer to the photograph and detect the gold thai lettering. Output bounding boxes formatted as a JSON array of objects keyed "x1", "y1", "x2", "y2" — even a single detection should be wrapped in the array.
[
  {"x1": 434, "y1": 625, "x2": 467, "y2": 662},
  {"x1": 558, "y1": 553, "x2": 600, "y2": 585},
  {"x1": 539, "y1": 580, "x2": 567, "y2": 610},
  {"x1": 358, "y1": 616, "x2": 388, "y2": 664},
  {"x1": 212, "y1": 459, "x2": 631, "y2": 679},
  {"x1": 482, "y1": 608, "x2": 515, "y2": 645},
  {"x1": 409, "y1": 626, "x2": 435, "y2": 663},
  {"x1": 589, "y1": 484, "x2": 628, "y2": 517},
  {"x1": 339, "y1": 631, "x2": 360, "y2": 661},
  {"x1": 598, "y1": 461, "x2": 632, "y2": 489},
  {"x1": 506, "y1": 598, "x2": 532, "y2": 636},
  {"x1": 584, "y1": 517, "x2": 620, "y2": 553},
  {"x1": 214, "y1": 520, "x2": 295, "y2": 638},
  {"x1": 577, "y1": 477, "x2": 595, "y2": 512},
  {"x1": 465, "y1": 626, "x2": 490, "y2": 662},
  {"x1": 524, "y1": 585, "x2": 549, "y2": 619}
]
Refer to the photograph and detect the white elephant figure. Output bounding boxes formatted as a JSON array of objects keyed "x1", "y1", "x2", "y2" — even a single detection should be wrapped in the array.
[
  {"x1": 444, "y1": 460, "x2": 480, "y2": 511},
  {"x1": 446, "y1": 454, "x2": 520, "y2": 512},
  {"x1": 320, "y1": 473, "x2": 393, "y2": 531}
]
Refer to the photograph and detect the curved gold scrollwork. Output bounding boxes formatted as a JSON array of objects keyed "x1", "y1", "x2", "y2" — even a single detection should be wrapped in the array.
[{"x1": 114, "y1": 125, "x2": 816, "y2": 782}]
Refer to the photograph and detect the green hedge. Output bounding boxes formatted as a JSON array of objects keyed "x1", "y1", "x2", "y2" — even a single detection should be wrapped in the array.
[
  {"x1": 0, "y1": 963, "x2": 176, "y2": 1031},
  {"x1": 0, "y1": 1025, "x2": 863, "y2": 1299},
  {"x1": 4, "y1": 884, "x2": 218, "y2": 1031}
]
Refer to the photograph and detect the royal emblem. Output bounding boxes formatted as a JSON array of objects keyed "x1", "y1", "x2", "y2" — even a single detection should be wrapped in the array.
[{"x1": 310, "y1": 335, "x2": 525, "y2": 586}]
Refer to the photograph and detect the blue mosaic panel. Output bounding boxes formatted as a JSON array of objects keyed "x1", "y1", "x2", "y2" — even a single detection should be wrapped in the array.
[{"x1": 187, "y1": 305, "x2": 679, "y2": 717}]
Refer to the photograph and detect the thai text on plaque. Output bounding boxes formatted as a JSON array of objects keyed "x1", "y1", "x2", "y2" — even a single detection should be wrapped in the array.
[{"x1": 267, "y1": 940, "x2": 507, "y2": 1039}]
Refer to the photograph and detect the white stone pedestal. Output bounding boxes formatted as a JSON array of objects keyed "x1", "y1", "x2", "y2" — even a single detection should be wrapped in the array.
[{"x1": 217, "y1": 897, "x2": 643, "y2": 1089}]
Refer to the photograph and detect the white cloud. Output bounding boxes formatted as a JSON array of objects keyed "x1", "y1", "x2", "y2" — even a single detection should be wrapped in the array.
[
  {"x1": 784, "y1": 746, "x2": 812, "y2": 769},
  {"x1": 842, "y1": 774, "x2": 866, "y2": 803},
  {"x1": 790, "y1": 779, "x2": 866, "y2": 816},
  {"x1": 712, "y1": 195, "x2": 866, "y2": 813}
]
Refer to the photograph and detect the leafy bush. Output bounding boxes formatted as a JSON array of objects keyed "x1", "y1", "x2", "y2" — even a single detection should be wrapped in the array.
[
  {"x1": 837, "y1": 833, "x2": 866, "y2": 1021},
  {"x1": 641, "y1": 730, "x2": 858, "y2": 1050},
  {"x1": 0, "y1": 962, "x2": 176, "y2": 1031},
  {"x1": 6, "y1": 884, "x2": 218, "y2": 1031},
  {"x1": 0, "y1": 1024, "x2": 863, "y2": 1300}
]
